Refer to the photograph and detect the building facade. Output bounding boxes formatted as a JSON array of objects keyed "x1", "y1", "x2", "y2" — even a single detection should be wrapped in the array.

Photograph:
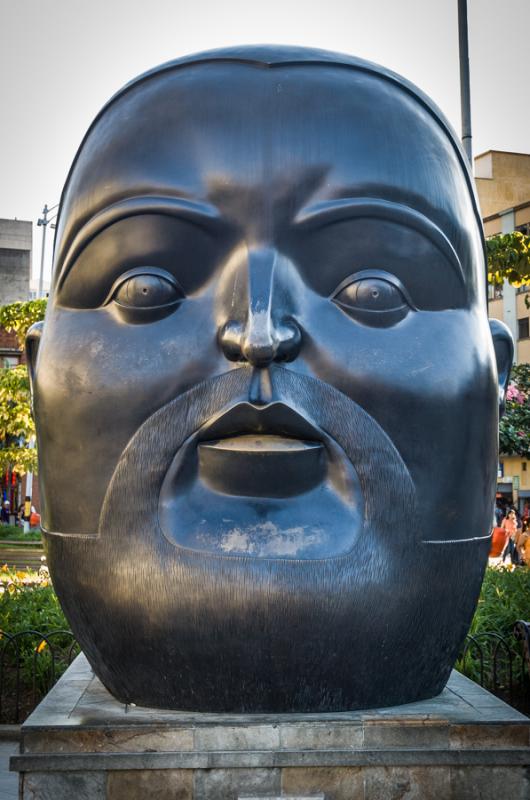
[
  {"x1": 0, "y1": 218, "x2": 32, "y2": 306},
  {"x1": 0, "y1": 218, "x2": 38, "y2": 517},
  {"x1": 475, "y1": 150, "x2": 530, "y2": 509}
]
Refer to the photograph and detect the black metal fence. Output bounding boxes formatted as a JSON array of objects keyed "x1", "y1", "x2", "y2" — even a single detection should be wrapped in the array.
[
  {"x1": 0, "y1": 623, "x2": 529, "y2": 724},
  {"x1": 456, "y1": 621, "x2": 530, "y2": 714},
  {"x1": 0, "y1": 628, "x2": 80, "y2": 723}
]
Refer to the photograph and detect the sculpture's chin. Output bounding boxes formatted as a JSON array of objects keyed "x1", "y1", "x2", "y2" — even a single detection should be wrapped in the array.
[{"x1": 158, "y1": 428, "x2": 364, "y2": 559}]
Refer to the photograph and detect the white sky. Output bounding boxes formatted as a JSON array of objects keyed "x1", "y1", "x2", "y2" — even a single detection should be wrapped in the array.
[{"x1": 0, "y1": 0, "x2": 528, "y2": 284}]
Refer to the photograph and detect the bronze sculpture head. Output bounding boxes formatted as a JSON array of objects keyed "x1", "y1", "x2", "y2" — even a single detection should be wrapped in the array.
[{"x1": 28, "y1": 46, "x2": 513, "y2": 712}]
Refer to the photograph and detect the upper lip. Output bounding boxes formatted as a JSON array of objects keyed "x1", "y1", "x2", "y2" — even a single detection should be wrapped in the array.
[{"x1": 198, "y1": 401, "x2": 323, "y2": 443}]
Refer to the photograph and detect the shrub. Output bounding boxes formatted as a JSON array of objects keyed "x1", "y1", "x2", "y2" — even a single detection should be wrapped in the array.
[{"x1": 0, "y1": 525, "x2": 41, "y2": 542}]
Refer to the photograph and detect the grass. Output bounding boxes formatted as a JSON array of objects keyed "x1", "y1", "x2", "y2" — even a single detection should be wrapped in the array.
[{"x1": 0, "y1": 524, "x2": 42, "y2": 542}]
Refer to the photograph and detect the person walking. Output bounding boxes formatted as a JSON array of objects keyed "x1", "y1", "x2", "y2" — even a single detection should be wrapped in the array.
[{"x1": 501, "y1": 509, "x2": 522, "y2": 565}]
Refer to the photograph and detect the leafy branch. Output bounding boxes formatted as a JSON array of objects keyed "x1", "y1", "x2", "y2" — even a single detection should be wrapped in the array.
[
  {"x1": 499, "y1": 364, "x2": 530, "y2": 458},
  {"x1": 0, "y1": 299, "x2": 47, "y2": 348},
  {"x1": 487, "y1": 232, "x2": 530, "y2": 307},
  {"x1": 0, "y1": 300, "x2": 46, "y2": 475}
]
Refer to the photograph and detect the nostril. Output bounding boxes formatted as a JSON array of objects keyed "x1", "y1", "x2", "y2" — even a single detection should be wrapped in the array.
[
  {"x1": 219, "y1": 320, "x2": 245, "y2": 362},
  {"x1": 276, "y1": 320, "x2": 302, "y2": 362}
]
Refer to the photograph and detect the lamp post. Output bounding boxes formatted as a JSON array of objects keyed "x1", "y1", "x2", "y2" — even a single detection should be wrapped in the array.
[
  {"x1": 458, "y1": 0, "x2": 473, "y2": 165},
  {"x1": 37, "y1": 203, "x2": 58, "y2": 298}
]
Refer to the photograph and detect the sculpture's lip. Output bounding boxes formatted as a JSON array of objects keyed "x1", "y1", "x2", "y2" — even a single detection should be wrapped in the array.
[
  {"x1": 197, "y1": 435, "x2": 326, "y2": 497},
  {"x1": 198, "y1": 401, "x2": 324, "y2": 444}
]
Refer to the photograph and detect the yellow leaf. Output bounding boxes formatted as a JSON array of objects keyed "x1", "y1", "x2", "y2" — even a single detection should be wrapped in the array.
[
  {"x1": 1, "y1": 564, "x2": 8, "y2": 572},
  {"x1": 36, "y1": 640, "x2": 47, "y2": 653}
]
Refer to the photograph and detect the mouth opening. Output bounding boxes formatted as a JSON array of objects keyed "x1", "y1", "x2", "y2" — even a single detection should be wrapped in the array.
[
  {"x1": 198, "y1": 434, "x2": 325, "y2": 498},
  {"x1": 158, "y1": 400, "x2": 364, "y2": 559}
]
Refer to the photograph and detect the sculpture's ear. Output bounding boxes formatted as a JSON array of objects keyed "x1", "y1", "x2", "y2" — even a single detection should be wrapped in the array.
[
  {"x1": 489, "y1": 319, "x2": 514, "y2": 418},
  {"x1": 25, "y1": 321, "x2": 44, "y2": 412}
]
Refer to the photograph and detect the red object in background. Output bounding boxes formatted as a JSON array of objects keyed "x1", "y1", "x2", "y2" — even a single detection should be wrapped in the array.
[
  {"x1": 29, "y1": 511, "x2": 41, "y2": 528},
  {"x1": 490, "y1": 527, "x2": 506, "y2": 557}
]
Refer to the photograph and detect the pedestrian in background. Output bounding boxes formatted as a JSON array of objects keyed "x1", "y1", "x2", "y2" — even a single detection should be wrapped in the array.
[{"x1": 501, "y1": 509, "x2": 522, "y2": 565}]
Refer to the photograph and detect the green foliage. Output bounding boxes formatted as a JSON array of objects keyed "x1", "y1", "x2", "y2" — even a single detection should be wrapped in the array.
[
  {"x1": 499, "y1": 364, "x2": 530, "y2": 458},
  {"x1": 0, "y1": 299, "x2": 46, "y2": 475},
  {"x1": 456, "y1": 566, "x2": 530, "y2": 689},
  {"x1": 0, "y1": 567, "x2": 74, "y2": 715},
  {"x1": 0, "y1": 363, "x2": 36, "y2": 474},
  {"x1": 469, "y1": 566, "x2": 530, "y2": 635},
  {"x1": 0, "y1": 570, "x2": 66, "y2": 632},
  {"x1": 487, "y1": 231, "x2": 530, "y2": 290},
  {"x1": 0, "y1": 525, "x2": 41, "y2": 542},
  {"x1": 0, "y1": 299, "x2": 47, "y2": 348}
]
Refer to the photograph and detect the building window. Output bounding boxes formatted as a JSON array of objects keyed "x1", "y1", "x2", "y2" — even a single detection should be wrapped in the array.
[
  {"x1": 523, "y1": 462, "x2": 527, "y2": 472},
  {"x1": 518, "y1": 317, "x2": 530, "y2": 340},
  {"x1": 488, "y1": 282, "x2": 504, "y2": 301},
  {"x1": 1, "y1": 355, "x2": 20, "y2": 368}
]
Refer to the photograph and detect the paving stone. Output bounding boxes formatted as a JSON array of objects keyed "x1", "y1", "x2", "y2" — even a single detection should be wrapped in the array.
[
  {"x1": 22, "y1": 770, "x2": 105, "y2": 799},
  {"x1": 363, "y1": 766, "x2": 451, "y2": 800},
  {"x1": 194, "y1": 725, "x2": 280, "y2": 751},
  {"x1": 279, "y1": 723, "x2": 363, "y2": 749},
  {"x1": 282, "y1": 766, "x2": 364, "y2": 799},
  {"x1": 0, "y1": 740, "x2": 18, "y2": 800},
  {"x1": 193, "y1": 767, "x2": 280, "y2": 799},
  {"x1": 450, "y1": 766, "x2": 530, "y2": 799},
  {"x1": 24, "y1": 727, "x2": 194, "y2": 753},
  {"x1": 107, "y1": 768, "x2": 193, "y2": 799},
  {"x1": 449, "y1": 723, "x2": 530, "y2": 749},
  {"x1": 362, "y1": 718, "x2": 449, "y2": 748}
]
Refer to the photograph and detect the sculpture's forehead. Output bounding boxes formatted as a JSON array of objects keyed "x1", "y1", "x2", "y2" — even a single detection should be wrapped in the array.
[{"x1": 56, "y1": 63, "x2": 481, "y2": 279}]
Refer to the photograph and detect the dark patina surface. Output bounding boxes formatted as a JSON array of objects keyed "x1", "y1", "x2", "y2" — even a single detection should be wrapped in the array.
[{"x1": 27, "y1": 46, "x2": 513, "y2": 712}]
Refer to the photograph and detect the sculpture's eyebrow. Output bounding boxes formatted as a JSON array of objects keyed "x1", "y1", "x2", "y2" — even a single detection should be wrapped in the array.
[
  {"x1": 294, "y1": 197, "x2": 464, "y2": 284},
  {"x1": 56, "y1": 195, "x2": 221, "y2": 290}
]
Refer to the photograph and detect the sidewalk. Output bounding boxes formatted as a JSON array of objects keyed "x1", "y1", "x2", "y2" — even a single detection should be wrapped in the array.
[{"x1": 0, "y1": 739, "x2": 18, "y2": 800}]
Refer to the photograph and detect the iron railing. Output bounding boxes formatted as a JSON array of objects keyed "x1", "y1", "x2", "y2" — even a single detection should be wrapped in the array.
[{"x1": 0, "y1": 628, "x2": 79, "y2": 723}]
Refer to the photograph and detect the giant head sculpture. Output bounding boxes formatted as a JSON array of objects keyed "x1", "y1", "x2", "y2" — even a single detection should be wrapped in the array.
[{"x1": 28, "y1": 46, "x2": 513, "y2": 712}]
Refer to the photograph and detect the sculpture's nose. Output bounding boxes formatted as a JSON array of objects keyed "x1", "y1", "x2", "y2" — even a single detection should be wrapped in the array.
[{"x1": 218, "y1": 247, "x2": 302, "y2": 367}]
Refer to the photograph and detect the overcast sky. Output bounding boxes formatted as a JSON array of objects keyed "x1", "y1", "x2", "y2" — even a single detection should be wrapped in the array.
[{"x1": 0, "y1": 0, "x2": 528, "y2": 284}]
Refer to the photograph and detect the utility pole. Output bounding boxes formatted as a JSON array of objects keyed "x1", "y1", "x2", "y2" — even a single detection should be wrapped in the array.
[
  {"x1": 37, "y1": 203, "x2": 58, "y2": 298},
  {"x1": 458, "y1": 0, "x2": 473, "y2": 165}
]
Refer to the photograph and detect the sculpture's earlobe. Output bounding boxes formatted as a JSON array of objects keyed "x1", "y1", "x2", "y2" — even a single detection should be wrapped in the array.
[
  {"x1": 489, "y1": 318, "x2": 514, "y2": 417},
  {"x1": 25, "y1": 321, "x2": 44, "y2": 413}
]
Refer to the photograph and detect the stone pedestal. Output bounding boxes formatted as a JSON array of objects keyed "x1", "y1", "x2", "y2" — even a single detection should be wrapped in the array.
[{"x1": 11, "y1": 654, "x2": 530, "y2": 799}]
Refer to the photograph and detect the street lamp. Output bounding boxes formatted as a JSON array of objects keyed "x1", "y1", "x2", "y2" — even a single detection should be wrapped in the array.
[
  {"x1": 457, "y1": 0, "x2": 473, "y2": 165},
  {"x1": 37, "y1": 202, "x2": 58, "y2": 298}
]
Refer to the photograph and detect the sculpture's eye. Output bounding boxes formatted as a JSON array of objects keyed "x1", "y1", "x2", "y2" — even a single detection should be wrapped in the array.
[
  {"x1": 332, "y1": 270, "x2": 414, "y2": 327},
  {"x1": 108, "y1": 268, "x2": 184, "y2": 323}
]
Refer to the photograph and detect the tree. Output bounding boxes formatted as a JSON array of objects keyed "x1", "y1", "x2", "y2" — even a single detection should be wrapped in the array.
[
  {"x1": 0, "y1": 300, "x2": 47, "y2": 475},
  {"x1": 0, "y1": 299, "x2": 47, "y2": 347},
  {"x1": 487, "y1": 231, "x2": 530, "y2": 307},
  {"x1": 499, "y1": 363, "x2": 530, "y2": 459}
]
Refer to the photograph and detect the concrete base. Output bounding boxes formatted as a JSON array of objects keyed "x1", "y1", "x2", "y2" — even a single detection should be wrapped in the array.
[{"x1": 11, "y1": 654, "x2": 530, "y2": 799}]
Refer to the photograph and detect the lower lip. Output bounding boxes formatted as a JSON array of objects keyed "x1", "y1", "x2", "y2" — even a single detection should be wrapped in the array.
[{"x1": 198, "y1": 435, "x2": 325, "y2": 498}]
